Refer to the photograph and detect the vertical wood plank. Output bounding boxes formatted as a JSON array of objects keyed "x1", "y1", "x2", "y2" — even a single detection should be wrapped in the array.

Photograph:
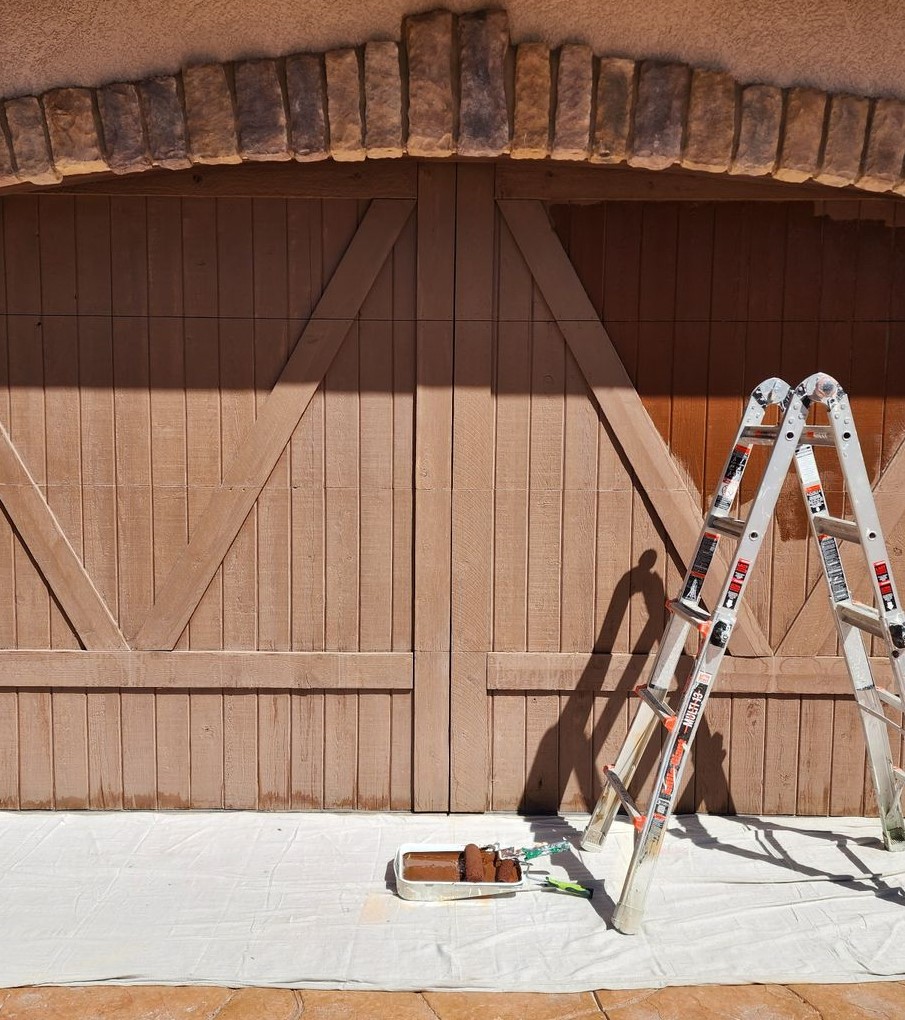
[
  {"x1": 291, "y1": 691, "x2": 324, "y2": 809},
  {"x1": 728, "y1": 696, "x2": 766, "y2": 814},
  {"x1": 5, "y1": 197, "x2": 53, "y2": 808},
  {"x1": 40, "y1": 196, "x2": 89, "y2": 807},
  {"x1": 491, "y1": 694, "x2": 526, "y2": 810},
  {"x1": 391, "y1": 210, "x2": 416, "y2": 810},
  {"x1": 797, "y1": 698, "x2": 833, "y2": 814},
  {"x1": 254, "y1": 197, "x2": 292, "y2": 809},
  {"x1": 413, "y1": 164, "x2": 455, "y2": 811},
  {"x1": 322, "y1": 199, "x2": 362, "y2": 809},
  {"x1": 148, "y1": 195, "x2": 191, "y2": 808},
  {"x1": 450, "y1": 164, "x2": 495, "y2": 810},
  {"x1": 493, "y1": 218, "x2": 532, "y2": 652},
  {"x1": 76, "y1": 195, "x2": 123, "y2": 808},
  {"x1": 183, "y1": 197, "x2": 223, "y2": 808},
  {"x1": 763, "y1": 696, "x2": 800, "y2": 814}
]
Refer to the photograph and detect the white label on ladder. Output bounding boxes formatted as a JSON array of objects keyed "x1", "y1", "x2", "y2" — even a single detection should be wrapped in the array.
[
  {"x1": 682, "y1": 532, "x2": 719, "y2": 602},
  {"x1": 820, "y1": 536, "x2": 849, "y2": 602},
  {"x1": 874, "y1": 561, "x2": 899, "y2": 612},
  {"x1": 795, "y1": 446, "x2": 826, "y2": 515},
  {"x1": 714, "y1": 445, "x2": 751, "y2": 512},
  {"x1": 722, "y1": 559, "x2": 750, "y2": 609}
]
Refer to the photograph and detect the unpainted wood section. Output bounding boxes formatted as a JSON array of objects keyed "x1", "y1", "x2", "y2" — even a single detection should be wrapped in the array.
[
  {"x1": 218, "y1": 197, "x2": 257, "y2": 809},
  {"x1": 0, "y1": 199, "x2": 16, "y2": 807},
  {"x1": 254, "y1": 197, "x2": 292, "y2": 809},
  {"x1": 288, "y1": 199, "x2": 325, "y2": 809},
  {"x1": 6, "y1": 197, "x2": 53, "y2": 808},
  {"x1": 133, "y1": 198, "x2": 414, "y2": 652},
  {"x1": 148, "y1": 196, "x2": 191, "y2": 808},
  {"x1": 51, "y1": 161, "x2": 418, "y2": 199},
  {"x1": 450, "y1": 164, "x2": 495, "y2": 810},
  {"x1": 322, "y1": 199, "x2": 362, "y2": 809},
  {"x1": 0, "y1": 651, "x2": 413, "y2": 688},
  {"x1": 413, "y1": 164, "x2": 456, "y2": 811},
  {"x1": 76, "y1": 196, "x2": 124, "y2": 808}
]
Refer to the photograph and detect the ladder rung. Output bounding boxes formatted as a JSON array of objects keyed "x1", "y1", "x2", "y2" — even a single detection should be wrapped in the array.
[
  {"x1": 667, "y1": 599, "x2": 711, "y2": 631},
  {"x1": 602, "y1": 766, "x2": 642, "y2": 823},
  {"x1": 857, "y1": 702, "x2": 905, "y2": 737},
  {"x1": 876, "y1": 687, "x2": 904, "y2": 713},
  {"x1": 634, "y1": 685, "x2": 677, "y2": 731},
  {"x1": 707, "y1": 513, "x2": 745, "y2": 539},
  {"x1": 894, "y1": 766, "x2": 905, "y2": 791},
  {"x1": 812, "y1": 513, "x2": 860, "y2": 543},
  {"x1": 837, "y1": 601, "x2": 886, "y2": 640}
]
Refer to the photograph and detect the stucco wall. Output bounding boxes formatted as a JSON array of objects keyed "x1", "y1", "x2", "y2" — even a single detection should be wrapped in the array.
[{"x1": 0, "y1": 0, "x2": 903, "y2": 100}]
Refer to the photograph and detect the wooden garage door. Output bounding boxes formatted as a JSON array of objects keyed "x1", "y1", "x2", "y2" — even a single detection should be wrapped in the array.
[
  {"x1": 0, "y1": 188, "x2": 418, "y2": 809},
  {"x1": 463, "y1": 191, "x2": 905, "y2": 817}
]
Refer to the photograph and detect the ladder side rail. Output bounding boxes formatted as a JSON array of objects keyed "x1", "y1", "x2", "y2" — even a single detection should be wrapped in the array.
[
  {"x1": 791, "y1": 440, "x2": 905, "y2": 851},
  {"x1": 612, "y1": 390, "x2": 811, "y2": 933},
  {"x1": 581, "y1": 614, "x2": 691, "y2": 849},
  {"x1": 582, "y1": 378, "x2": 791, "y2": 852},
  {"x1": 678, "y1": 378, "x2": 791, "y2": 610}
]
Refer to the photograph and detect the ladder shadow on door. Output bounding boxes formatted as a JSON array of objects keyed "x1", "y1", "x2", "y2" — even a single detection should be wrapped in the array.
[{"x1": 517, "y1": 549, "x2": 732, "y2": 918}]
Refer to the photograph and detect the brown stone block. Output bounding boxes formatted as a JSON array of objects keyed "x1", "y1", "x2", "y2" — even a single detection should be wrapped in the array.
[
  {"x1": 817, "y1": 93, "x2": 869, "y2": 187},
  {"x1": 599, "y1": 984, "x2": 823, "y2": 1018},
  {"x1": 183, "y1": 62, "x2": 241, "y2": 165},
  {"x1": 552, "y1": 44, "x2": 594, "y2": 160},
  {"x1": 235, "y1": 58, "x2": 289, "y2": 161},
  {"x1": 790, "y1": 981, "x2": 905, "y2": 1019},
  {"x1": 424, "y1": 990, "x2": 602, "y2": 1019},
  {"x1": 592, "y1": 56, "x2": 635, "y2": 164},
  {"x1": 138, "y1": 75, "x2": 191, "y2": 169},
  {"x1": 286, "y1": 53, "x2": 328, "y2": 161},
  {"x1": 216, "y1": 986, "x2": 301, "y2": 1019},
  {"x1": 775, "y1": 86, "x2": 827, "y2": 182},
  {"x1": 0, "y1": 116, "x2": 17, "y2": 186},
  {"x1": 326, "y1": 48, "x2": 365, "y2": 161},
  {"x1": 43, "y1": 86, "x2": 107, "y2": 176},
  {"x1": 98, "y1": 81, "x2": 150, "y2": 174},
  {"x1": 730, "y1": 83, "x2": 782, "y2": 176},
  {"x1": 365, "y1": 40, "x2": 403, "y2": 158},
  {"x1": 458, "y1": 9, "x2": 510, "y2": 157},
  {"x1": 302, "y1": 990, "x2": 437, "y2": 1019},
  {"x1": 405, "y1": 9, "x2": 455, "y2": 156},
  {"x1": 860, "y1": 97, "x2": 905, "y2": 192},
  {"x1": 683, "y1": 68, "x2": 736, "y2": 172},
  {"x1": 5, "y1": 95, "x2": 60, "y2": 184},
  {"x1": 0, "y1": 985, "x2": 232, "y2": 1019},
  {"x1": 629, "y1": 61, "x2": 690, "y2": 170},
  {"x1": 512, "y1": 42, "x2": 551, "y2": 159}
]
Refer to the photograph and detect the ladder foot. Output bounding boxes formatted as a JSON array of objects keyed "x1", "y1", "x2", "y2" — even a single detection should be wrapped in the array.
[
  {"x1": 612, "y1": 901, "x2": 644, "y2": 935},
  {"x1": 882, "y1": 825, "x2": 905, "y2": 852}
]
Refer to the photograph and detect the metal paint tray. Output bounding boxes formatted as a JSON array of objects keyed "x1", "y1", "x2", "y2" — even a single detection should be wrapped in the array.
[{"x1": 394, "y1": 843, "x2": 526, "y2": 901}]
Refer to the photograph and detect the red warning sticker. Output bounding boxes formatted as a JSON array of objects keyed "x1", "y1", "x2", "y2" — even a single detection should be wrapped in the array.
[
  {"x1": 874, "y1": 561, "x2": 898, "y2": 612},
  {"x1": 722, "y1": 558, "x2": 750, "y2": 609}
]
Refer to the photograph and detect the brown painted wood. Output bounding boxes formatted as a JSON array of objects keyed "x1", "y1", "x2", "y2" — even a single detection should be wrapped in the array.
[{"x1": 499, "y1": 199, "x2": 772, "y2": 658}]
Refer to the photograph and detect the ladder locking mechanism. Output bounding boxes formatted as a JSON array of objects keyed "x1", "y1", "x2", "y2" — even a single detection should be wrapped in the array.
[{"x1": 709, "y1": 620, "x2": 731, "y2": 648}]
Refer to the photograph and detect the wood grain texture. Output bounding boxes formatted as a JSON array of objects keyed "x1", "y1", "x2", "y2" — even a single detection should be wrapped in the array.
[
  {"x1": 413, "y1": 164, "x2": 455, "y2": 811},
  {"x1": 134, "y1": 198, "x2": 414, "y2": 651}
]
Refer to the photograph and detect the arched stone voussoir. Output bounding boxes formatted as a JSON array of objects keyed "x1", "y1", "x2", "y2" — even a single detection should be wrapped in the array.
[{"x1": 0, "y1": 5, "x2": 903, "y2": 196}]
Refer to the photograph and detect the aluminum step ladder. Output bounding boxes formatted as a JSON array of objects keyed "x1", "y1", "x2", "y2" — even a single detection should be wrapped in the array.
[{"x1": 580, "y1": 373, "x2": 905, "y2": 934}]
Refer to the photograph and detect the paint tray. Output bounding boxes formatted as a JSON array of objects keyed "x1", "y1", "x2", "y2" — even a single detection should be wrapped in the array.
[{"x1": 394, "y1": 843, "x2": 526, "y2": 901}]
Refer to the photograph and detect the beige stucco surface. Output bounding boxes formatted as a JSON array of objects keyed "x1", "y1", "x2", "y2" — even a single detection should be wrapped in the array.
[{"x1": 0, "y1": 0, "x2": 902, "y2": 100}]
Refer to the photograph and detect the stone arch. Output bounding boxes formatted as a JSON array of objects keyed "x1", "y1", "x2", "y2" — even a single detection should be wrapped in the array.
[{"x1": 0, "y1": 7, "x2": 903, "y2": 196}]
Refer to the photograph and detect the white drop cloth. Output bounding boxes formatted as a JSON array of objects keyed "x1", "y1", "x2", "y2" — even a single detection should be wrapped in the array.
[{"x1": 2, "y1": 810, "x2": 905, "y2": 991}]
